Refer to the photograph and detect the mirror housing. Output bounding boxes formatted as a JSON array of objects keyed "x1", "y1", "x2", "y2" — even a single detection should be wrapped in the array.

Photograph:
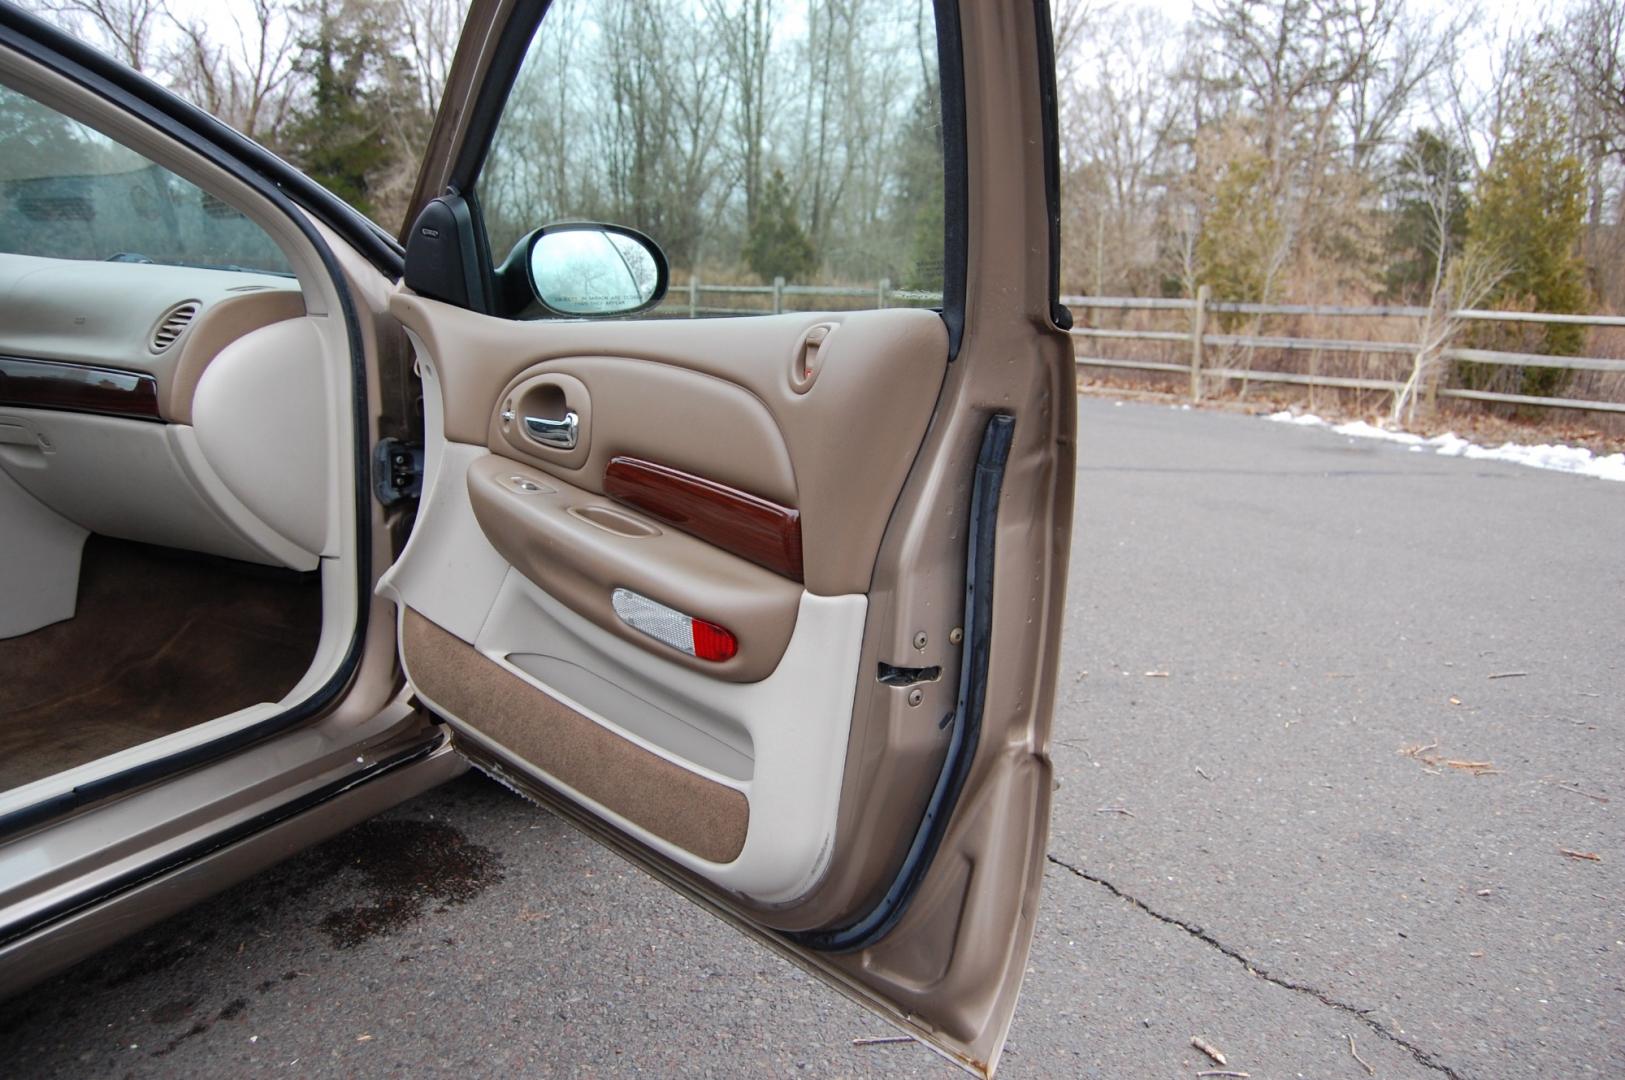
[{"x1": 520, "y1": 222, "x2": 668, "y2": 317}]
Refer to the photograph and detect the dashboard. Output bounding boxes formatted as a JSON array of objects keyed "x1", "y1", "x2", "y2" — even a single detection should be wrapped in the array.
[{"x1": 0, "y1": 252, "x2": 335, "y2": 637}]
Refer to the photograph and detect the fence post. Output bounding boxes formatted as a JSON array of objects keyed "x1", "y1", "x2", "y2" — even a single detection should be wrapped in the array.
[
  {"x1": 688, "y1": 275, "x2": 699, "y2": 319},
  {"x1": 1189, "y1": 284, "x2": 1209, "y2": 402},
  {"x1": 878, "y1": 277, "x2": 890, "y2": 309},
  {"x1": 773, "y1": 276, "x2": 785, "y2": 314}
]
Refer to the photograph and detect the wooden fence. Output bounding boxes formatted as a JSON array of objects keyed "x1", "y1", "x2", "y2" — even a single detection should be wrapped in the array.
[
  {"x1": 655, "y1": 276, "x2": 941, "y2": 317},
  {"x1": 658, "y1": 278, "x2": 1625, "y2": 415},
  {"x1": 1066, "y1": 288, "x2": 1625, "y2": 415}
]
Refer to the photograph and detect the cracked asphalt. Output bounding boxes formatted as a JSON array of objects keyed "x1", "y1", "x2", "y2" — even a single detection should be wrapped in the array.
[{"x1": 4, "y1": 398, "x2": 1621, "y2": 1078}]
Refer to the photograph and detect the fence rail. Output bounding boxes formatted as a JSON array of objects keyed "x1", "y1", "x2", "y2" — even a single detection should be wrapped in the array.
[
  {"x1": 658, "y1": 279, "x2": 1625, "y2": 414},
  {"x1": 1064, "y1": 289, "x2": 1625, "y2": 415},
  {"x1": 659, "y1": 275, "x2": 936, "y2": 317}
]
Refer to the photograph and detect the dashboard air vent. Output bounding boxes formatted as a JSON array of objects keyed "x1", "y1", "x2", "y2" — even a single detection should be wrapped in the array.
[{"x1": 151, "y1": 302, "x2": 200, "y2": 352}]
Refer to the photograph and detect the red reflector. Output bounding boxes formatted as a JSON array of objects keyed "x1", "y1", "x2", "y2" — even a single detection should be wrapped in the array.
[{"x1": 691, "y1": 617, "x2": 738, "y2": 662}]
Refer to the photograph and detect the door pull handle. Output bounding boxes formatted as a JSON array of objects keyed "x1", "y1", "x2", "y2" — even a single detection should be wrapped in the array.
[{"x1": 524, "y1": 411, "x2": 578, "y2": 450}]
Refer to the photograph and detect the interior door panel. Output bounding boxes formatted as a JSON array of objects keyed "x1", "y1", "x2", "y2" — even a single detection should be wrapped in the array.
[
  {"x1": 391, "y1": 297, "x2": 949, "y2": 595},
  {"x1": 387, "y1": 3, "x2": 1072, "y2": 1072},
  {"x1": 465, "y1": 454, "x2": 801, "y2": 682},
  {"x1": 380, "y1": 299, "x2": 948, "y2": 903}
]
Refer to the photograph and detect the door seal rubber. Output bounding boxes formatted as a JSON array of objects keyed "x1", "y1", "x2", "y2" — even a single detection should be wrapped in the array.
[{"x1": 786, "y1": 412, "x2": 1014, "y2": 953}]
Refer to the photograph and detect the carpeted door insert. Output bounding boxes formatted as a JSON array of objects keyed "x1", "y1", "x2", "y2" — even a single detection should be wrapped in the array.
[
  {"x1": 401, "y1": 608, "x2": 748, "y2": 864},
  {"x1": 0, "y1": 537, "x2": 322, "y2": 792}
]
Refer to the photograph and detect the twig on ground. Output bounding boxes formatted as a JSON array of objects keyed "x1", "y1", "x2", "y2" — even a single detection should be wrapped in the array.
[
  {"x1": 1346, "y1": 1033, "x2": 1374, "y2": 1076},
  {"x1": 1487, "y1": 671, "x2": 1528, "y2": 679},
  {"x1": 1195, "y1": 1072, "x2": 1250, "y2": 1078},
  {"x1": 851, "y1": 1035, "x2": 913, "y2": 1046},
  {"x1": 1145, "y1": 670, "x2": 1170, "y2": 678},
  {"x1": 1546, "y1": 781, "x2": 1609, "y2": 803},
  {"x1": 1559, "y1": 848, "x2": 1602, "y2": 862},
  {"x1": 1190, "y1": 1036, "x2": 1227, "y2": 1066},
  {"x1": 1444, "y1": 759, "x2": 1499, "y2": 776},
  {"x1": 1195, "y1": 766, "x2": 1213, "y2": 781},
  {"x1": 1095, "y1": 806, "x2": 1136, "y2": 817},
  {"x1": 1401, "y1": 741, "x2": 1447, "y2": 769}
]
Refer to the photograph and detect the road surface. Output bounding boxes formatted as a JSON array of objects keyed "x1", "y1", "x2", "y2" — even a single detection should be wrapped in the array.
[{"x1": 6, "y1": 399, "x2": 1621, "y2": 1078}]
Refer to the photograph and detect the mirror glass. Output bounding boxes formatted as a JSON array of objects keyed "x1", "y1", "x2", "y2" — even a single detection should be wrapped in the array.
[{"x1": 527, "y1": 227, "x2": 661, "y2": 315}]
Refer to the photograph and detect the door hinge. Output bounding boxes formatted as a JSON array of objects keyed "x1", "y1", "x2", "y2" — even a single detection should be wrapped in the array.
[{"x1": 373, "y1": 437, "x2": 424, "y2": 507}]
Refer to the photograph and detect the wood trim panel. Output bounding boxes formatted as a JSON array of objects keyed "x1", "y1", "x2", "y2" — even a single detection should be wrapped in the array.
[
  {"x1": 0, "y1": 356, "x2": 161, "y2": 422},
  {"x1": 604, "y1": 456, "x2": 804, "y2": 583}
]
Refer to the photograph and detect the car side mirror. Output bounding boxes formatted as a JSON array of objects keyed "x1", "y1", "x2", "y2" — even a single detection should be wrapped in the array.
[{"x1": 523, "y1": 222, "x2": 668, "y2": 317}]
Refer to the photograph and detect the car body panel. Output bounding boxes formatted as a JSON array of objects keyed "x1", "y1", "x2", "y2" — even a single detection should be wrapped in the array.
[
  {"x1": 0, "y1": 3, "x2": 1073, "y2": 1074},
  {"x1": 388, "y1": 1, "x2": 1074, "y2": 1073}
]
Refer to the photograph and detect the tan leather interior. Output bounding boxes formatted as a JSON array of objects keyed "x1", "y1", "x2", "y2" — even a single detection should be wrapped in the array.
[
  {"x1": 488, "y1": 357, "x2": 796, "y2": 503},
  {"x1": 402, "y1": 608, "x2": 748, "y2": 863},
  {"x1": 390, "y1": 296, "x2": 947, "y2": 597},
  {"x1": 0, "y1": 254, "x2": 303, "y2": 425},
  {"x1": 390, "y1": 1, "x2": 1071, "y2": 1072},
  {"x1": 167, "y1": 289, "x2": 306, "y2": 423},
  {"x1": 466, "y1": 455, "x2": 800, "y2": 682},
  {"x1": 381, "y1": 299, "x2": 949, "y2": 892},
  {"x1": 0, "y1": 253, "x2": 324, "y2": 590}
]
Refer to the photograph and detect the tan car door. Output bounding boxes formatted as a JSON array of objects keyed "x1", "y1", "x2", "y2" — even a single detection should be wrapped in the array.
[{"x1": 382, "y1": 1, "x2": 1074, "y2": 1073}]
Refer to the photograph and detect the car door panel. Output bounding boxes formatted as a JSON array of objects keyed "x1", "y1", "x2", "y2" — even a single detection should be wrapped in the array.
[
  {"x1": 466, "y1": 456, "x2": 803, "y2": 683},
  {"x1": 488, "y1": 357, "x2": 799, "y2": 512},
  {"x1": 385, "y1": 2, "x2": 1071, "y2": 1073},
  {"x1": 380, "y1": 301, "x2": 946, "y2": 904},
  {"x1": 389, "y1": 296, "x2": 949, "y2": 595}
]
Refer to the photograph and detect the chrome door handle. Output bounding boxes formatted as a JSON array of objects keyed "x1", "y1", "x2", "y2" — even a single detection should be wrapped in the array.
[{"x1": 524, "y1": 410, "x2": 578, "y2": 450}]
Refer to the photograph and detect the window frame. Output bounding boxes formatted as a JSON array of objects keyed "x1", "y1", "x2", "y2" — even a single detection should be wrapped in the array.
[{"x1": 440, "y1": 0, "x2": 968, "y2": 353}]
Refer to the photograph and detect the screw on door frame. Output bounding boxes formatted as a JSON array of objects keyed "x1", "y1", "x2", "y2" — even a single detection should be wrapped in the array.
[
  {"x1": 906, "y1": 688, "x2": 924, "y2": 707},
  {"x1": 912, "y1": 631, "x2": 928, "y2": 650},
  {"x1": 948, "y1": 626, "x2": 964, "y2": 645}
]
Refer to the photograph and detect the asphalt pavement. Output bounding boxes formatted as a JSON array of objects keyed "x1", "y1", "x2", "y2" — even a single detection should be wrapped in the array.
[{"x1": 5, "y1": 398, "x2": 1621, "y2": 1079}]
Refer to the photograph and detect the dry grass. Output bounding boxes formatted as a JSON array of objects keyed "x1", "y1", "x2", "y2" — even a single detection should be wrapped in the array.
[{"x1": 1072, "y1": 303, "x2": 1625, "y2": 451}]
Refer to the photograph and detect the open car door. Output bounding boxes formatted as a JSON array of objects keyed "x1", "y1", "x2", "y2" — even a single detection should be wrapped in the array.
[{"x1": 379, "y1": 1, "x2": 1074, "y2": 1073}]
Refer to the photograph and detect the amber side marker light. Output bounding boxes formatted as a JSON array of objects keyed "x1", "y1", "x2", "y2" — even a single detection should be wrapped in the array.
[{"x1": 610, "y1": 588, "x2": 738, "y2": 662}]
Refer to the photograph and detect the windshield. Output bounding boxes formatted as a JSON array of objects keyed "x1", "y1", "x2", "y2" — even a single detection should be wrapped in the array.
[{"x1": 0, "y1": 83, "x2": 292, "y2": 276}]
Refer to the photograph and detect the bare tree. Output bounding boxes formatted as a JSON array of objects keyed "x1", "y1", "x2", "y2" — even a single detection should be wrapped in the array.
[
  {"x1": 1058, "y1": 5, "x2": 1189, "y2": 294},
  {"x1": 1388, "y1": 137, "x2": 1506, "y2": 424},
  {"x1": 1438, "y1": 18, "x2": 1533, "y2": 176},
  {"x1": 1338, "y1": 0, "x2": 1465, "y2": 169},
  {"x1": 165, "y1": 0, "x2": 300, "y2": 142},
  {"x1": 33, "y1": 0, "x2": 163, "y2": 70},
  {"x1": 1550, "y1": 0, "x2": 1625, "y2": 159},
  {"x1": 704, "y1": 0, "x2": 778, "y2": 229},
  {"x1": 388, "y1": 0, "x2": 464, "y2": 119}
]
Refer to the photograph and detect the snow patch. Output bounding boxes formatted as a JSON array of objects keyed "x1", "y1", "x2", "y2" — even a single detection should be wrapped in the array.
[{"x1": 1264, "y1": 410, "x2": 1625, "y2": 482}]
